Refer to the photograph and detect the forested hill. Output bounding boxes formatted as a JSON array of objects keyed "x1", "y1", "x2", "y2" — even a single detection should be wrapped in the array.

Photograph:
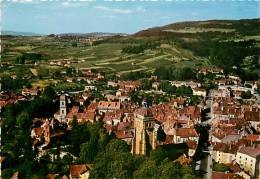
[{"x1": 134, "y1": 18, "x2": 260, "y2": 37}]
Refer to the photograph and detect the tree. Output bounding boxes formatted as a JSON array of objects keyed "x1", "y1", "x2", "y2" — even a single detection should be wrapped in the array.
[
  {"x1": 140, "y1": 79, "x2": 152, "y2": 90},
  {"x1": 105, "y1": 139, "x2": 130, "y2": 154},
  {"x1": 257, "y1": 85, "x2": 260, "y2": 95},
  {"x1": 72, "y1": 42, "x2": 78, "y2": 47},
  {"x1": 133, "y1": 160, "x2": 160, "y2": 179},
  {"x1": 43, "y1": 86, "x2": 56, "y2": 99},
  {"x1": 69, "y1": 121, "x2": 89, "y2": 155},
  {"x1": 89, "y1": 139, "x2": 133, "y2": 179},
  {"x1": 157, "y1": 126, "x2": 166, "y2": 142},
  {"x1": 79, "y1": 139, "x2": 98, "y2": 163},
  {"x1": 150, "y1": 148, "x2": 168, "y2": 165},
  {"x1": 176, "y1": 85, "x2": 193, "y2": 95},
  {"x1": 160, "y1": 160, "x2": 182, "y2": 179},
  {"x1": 241, "y1": 90, "x2": 253, "y2": 99},
  {"x1": 213, "y1": 162, "x2": 229, "y2": 172},
  {"x1": 159, "y1": 81, "x2": 176, "y2": 94}
]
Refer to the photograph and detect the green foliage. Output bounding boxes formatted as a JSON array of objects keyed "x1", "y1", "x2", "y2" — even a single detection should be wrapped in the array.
[
  {"x1": 209, "y1": 40, "x2": 260, "y2": 75},
  {"x1": 257, "y1": 85, "x2": 260, "y2": 95},
  {"x1": 241, "y1": 90, "x2": 253, "y2": 99},
  {"x1": 159, "y1": 81, "x2": 176, "y2": 94},
  {"x1": 176, "y1": 85, "x2": 193, "y2": 95},
  {"x1": 79, "y1": 139, "x2": 98, "y2": 163},
  {"x1": 1, "y1": 90, "x2": 59, "y2": 177},
  {"x1": 157, "y1": 126, "x2": 166, "y2": 142},
  {"x1": 140, "y1": 79, "x2": 152, "y2": 90},
  {"x1": 54, "y1": 82, "x2": 84, "y2": 92},
  {"x1": 43, "y1": 86, "x2": 56, "y2": 99},
  {"x1": 66, "y1": 67, "x2": 77, "y2": 77},
  {"x1": 130, "y1": 91, "x2": 142, "y2": 105},
  {"x1": 1, "y1": 168, "x2": 16, "y2": 179},
  {"x1": 89, "y1": 139, "x2": 134, "y2": 179},
  {"x1": 15, "y1": 53, "x2": 42, "y2": 64},
  {"x1": 71, "y1": 42, "x2": 78, "y2": 47},
  {"x1": 75, "y1": 121, "x2": 112, "y2": 163},
  {"x1": 69, "y1": 119, "x2": 90, "y2": 155},
  {"x1": 122, "y1": 71, "x2": 151, "y2": 80},
  {"x1": 1, "y1": 75, "x2": 31, "y2": 92},
  {"x1": 213, "y1": 162, "x2": 229, "y2": 172},
  {"x1": 133, "y1": 160, "x2": 160, "y2": 179},
  {"x1": 159, "y1": 160, "x2": 182, "y2": 179},
  {"x1": 154, "y1": 66, "x2": 195, "y2": 81},
  {"x1": 122, "y1": 41, "x2": 160, "y2": 54}
]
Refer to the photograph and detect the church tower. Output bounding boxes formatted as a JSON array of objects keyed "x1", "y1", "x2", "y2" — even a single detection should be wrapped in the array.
[
  {"x1": 59, "y1": 94, "x2": 67, "y2": 123},
  {"x1": 132, "y1": 108, "x2": 157, "y2": 155}
]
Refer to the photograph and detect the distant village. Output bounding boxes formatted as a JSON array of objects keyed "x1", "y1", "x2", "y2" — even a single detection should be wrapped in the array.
[{"x1": 1, "y1": 66, "x2": 260, "y2": 179}]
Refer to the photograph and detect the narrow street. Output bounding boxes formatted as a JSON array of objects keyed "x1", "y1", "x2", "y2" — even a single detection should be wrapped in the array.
[{"x1": 200, "y1": 94, "x2": 213, "y2": 179}]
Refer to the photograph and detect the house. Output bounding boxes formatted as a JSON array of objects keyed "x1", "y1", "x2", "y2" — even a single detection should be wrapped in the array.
[
  {"x1": 170, "y1": 80, "x2": 198, "y2": 89},
  {"x1": 84, "y1": 85, "x2": 97, "y2": 91},
  {"x1": 170, "y1": 97, "x2": 185, "y2": 109},
  {"x1": 211, "y1": 128, "x2": 241, "y2": 144},
  {"x1": 69, "y1": 164, "x2": 93, "y2": 179},
  {"x1": 66, "y1": 106, "x2": 95, "y2": 124},
  {"x1": 173, "y1": 128, "x2": 199, "y2": 144},
  {"x1": 192, "y1": 88, "x2": 207, "y2": 97},
  {"x1": 152, "y1": 82, "x2": 160, "y2": 90},
  {"x1": 107, "y1": 81, "x2": 118, "y2": 88},
  {"x1": 212, "y1": 171, "x2": 243, "y2": 179},
  {"x1": 211, "y1": 89, "x2": 231, "y2": 98},
  {"x1": 118, "y1": 80, "x2": 140, "y2": 92},
  {"x1": 115, "y1": 130, "x2": 133, "y2": 145},
  {"x1": 236, "y1": 146, "x2": 260, "y2": 178},
  {"x1": 119, "y1": 95, "x2": 131, "y2": 103},
  {"x1": 211, "y1": 142, "x2": 239, "y2": 164},
  {"x1": 82, "y1": 92, "x2": 90, "y2": 101},
  {"x1": 245, "y1": 134, "x2": 260, "y2": 144},
  {"x1": 97, "y1": 101, "x2": 121, "y2": 113},
  {"x1": 185, "y1": 140, "x2": 198, "y2": 157},
  {"x1": 244, "y1": 111, "x2": 260, "y2": 132},
  {"x1": 10, "y1": 171, "x2": 20, "y2": 179},
  {"x1": 22, "y1": 88, "x2": 39, "y2": 96}
]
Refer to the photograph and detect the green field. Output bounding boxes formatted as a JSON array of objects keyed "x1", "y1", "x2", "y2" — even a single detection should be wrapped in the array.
[{"x1": 1, "y1": 35, "x2": 206, "y2": 75}]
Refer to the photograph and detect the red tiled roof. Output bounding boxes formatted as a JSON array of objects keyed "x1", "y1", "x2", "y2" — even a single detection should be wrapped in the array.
[
  {"x1": 244, "y1": 111, "x2": 260, "y2": 122},
  {"x1": 185, "y1": 140, "x2": 198, "y2": 149},
  {"x1": 98, "y1": 101, "x2": 121, "y2": 109},
  {"x1": 70, "y1": 164, "x2": 92, "y2": 178},
  {"x1": 246, "y1": 134, "x2": 260, "y2": 142},
  {"x1": 33, "y1": 127, "x2": 43, "y2": 137},
  {"x1": 115, "y1": 130, "x2": 133, "y2": 139},
  {"x1": 238, "y1": 146, "x2": 260, "y2": 158},
  {"x1": 212, "y1": 172, "x2": 243, "y2": 179},
  {"x1": 135, "y1": 107, "x2": 153, "y2": 117},
  {"x1": 176, "y1": 128, "x2": 199, "y2": 138},
  {"x1": 164, "y1": 135, "x2": 174, "y2": 144}
]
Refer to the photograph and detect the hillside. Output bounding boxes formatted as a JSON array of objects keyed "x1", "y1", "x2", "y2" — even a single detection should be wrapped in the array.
[
  {"x1": 1, "y1": 30, "x2": 42, "y2": 36},
  {"x1": 1, "y1": 18, "x2": 260, "y2": 80},
  {"x1": 134, "y1": 18, "x2": 260, "y2": 37}
]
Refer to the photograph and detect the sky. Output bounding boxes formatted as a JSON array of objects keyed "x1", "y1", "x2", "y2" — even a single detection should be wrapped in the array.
[{"x1": 1, "y1": 0, "x2": 260, "y2": 34}]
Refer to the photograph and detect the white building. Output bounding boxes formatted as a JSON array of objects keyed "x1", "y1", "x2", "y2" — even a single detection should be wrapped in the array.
[{"x1": 236, "y1": 146, "x2": 260, "y2": 178}]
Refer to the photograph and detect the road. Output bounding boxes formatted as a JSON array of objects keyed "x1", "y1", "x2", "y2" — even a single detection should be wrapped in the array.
[{"x1": 200, "y1": 94, "x2": 213, "y2": 179}]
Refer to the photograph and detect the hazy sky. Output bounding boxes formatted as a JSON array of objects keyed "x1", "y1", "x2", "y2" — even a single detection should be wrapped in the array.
[{"x1": 1, "y1": 0, "x2": 259, "y2": 34}]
